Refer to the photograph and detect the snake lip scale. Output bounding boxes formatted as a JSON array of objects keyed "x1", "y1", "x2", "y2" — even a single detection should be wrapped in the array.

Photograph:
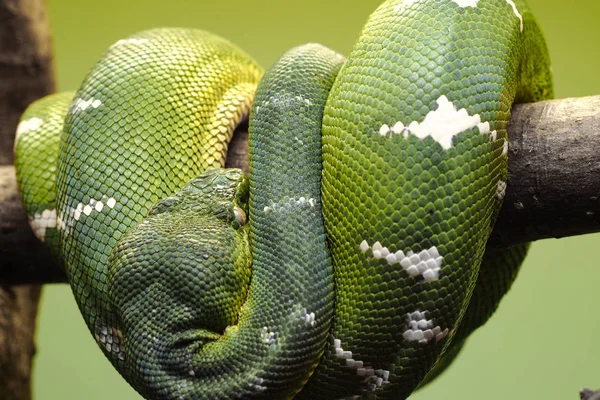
[{"x1": 14, "y1": 0, "x2": 553, "y2": 399}]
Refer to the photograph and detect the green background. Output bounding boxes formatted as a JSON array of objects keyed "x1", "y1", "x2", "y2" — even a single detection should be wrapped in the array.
[{"x1": 35, "y1": 0, "x2": 599, "y2": 399}]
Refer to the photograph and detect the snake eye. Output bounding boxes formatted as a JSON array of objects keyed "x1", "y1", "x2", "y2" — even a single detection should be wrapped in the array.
[{"x1": 234, "y1": 206, "x2": 246, "y2": 226}]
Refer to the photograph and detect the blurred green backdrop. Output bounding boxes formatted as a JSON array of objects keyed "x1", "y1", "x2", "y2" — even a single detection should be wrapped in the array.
[{"x1": 35, "y1": 0, "x2": 599, "y2": 399}]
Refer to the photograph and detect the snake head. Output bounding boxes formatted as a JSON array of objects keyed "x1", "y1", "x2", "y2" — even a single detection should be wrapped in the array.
[
  {"x1": 148, "y1": 167, "x2": 249, "y2": 230},
  {"x1": 106, "y1": 167, "x2": 252, "y2": 397}
]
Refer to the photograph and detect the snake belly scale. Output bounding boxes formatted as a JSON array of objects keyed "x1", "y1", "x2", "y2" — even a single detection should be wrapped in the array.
[{"x1": 13, "y1": 0, "x2": 552, "y2": 399}]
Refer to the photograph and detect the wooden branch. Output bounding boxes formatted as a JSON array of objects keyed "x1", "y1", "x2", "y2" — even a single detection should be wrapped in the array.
[
  {"x1": 0, "y1": 0, "x2": 55, "y2": 165},
  {"x1": 224, "y1": 121, "x2": 249, "y2": 174},
  {"x1": 0, "y1": 165, "x2": 60, "y2": 283},
  {"x1": 491, "y1": 95, "x2": 600, "y2": 248},
  {"x1": 581, "y1": 388, "x2": 600, "y2": 400},
  {"x1": 0, "y1": 0, "x2": 55, "y2": 398},
  {"x1": 1, "y1": 95, "x2": 599, "y2": 284}
]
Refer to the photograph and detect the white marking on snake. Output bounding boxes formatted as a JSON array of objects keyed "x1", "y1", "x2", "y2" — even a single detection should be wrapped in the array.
[
  {"x1": 334, "y1": 338, "x2": 390, "y2": 390},
  {"x1": 73, "y1": 203, "x2": 82, "y2": 221},
  {"x1": 384, "y1": 96, "x2": 490, "y2": 150},
  {"x1": 56, "y1": 215, "x2": 65, "y2": 233},
  {"x1": 504, "y1": 0, "x2": 523, "y2": 31},
  {"x1": 360, "y1": 241, "x2": 442, "y2": 281},
  {"x1": 263, "y1": 93, "x2": 315, "y2": 109},
  {"x1": 392, "y1": 121, "x2": 407, "y2": 137},
  {"x1": 252, "y1": 377, "x2": 267, "y2": 392},
  {"x1": 73, "y1": 98, "x2": 102, "y2": 112},
  {"x1": 94, "y1": 325, "x2": 126, "y2": 361},
  {"x1": 260, "y1": 327, "x2": 276, "y2": 345},
  {"x1": 28, "y1": 208, "x2": 57, "y2": 242},
  {"x1": 263, "y1": 197, "x2": 317, "y2": 213},
  {"x1": 379, "y1": 124, "x2": 390, "y2": 136},
  {"x1": 251, "y1": 376, "x2": 267, "y2": 392},
  {"x1": 403, "y1": 311, "x2": 450, "y2": 344},
  {"x1": 451, "y1": 0, "x2": 479, "y2": 7},
  {"x1": 72, "y1": 196, "x2": 117, "y2": 221},
  {"x1": 503, "y1": 139, "x2": 509, "y2": 155},
  {"x1": 497, "y1": 180, "x2": 507, "y2": 200},
  {"x1": 15, "y1": 117, "x2": 43, "y2": 143},
  {"x1": 300, "y1": 308, "x2": 317, "y2": 328},
  {"x1": 359, "y1": 240, "x2": 370, "y2": 253},
  {"x1": 112, "y1": 38, "x2": 149, "y2": 47},
  {"x1": 393, "y1": 0, "x2": 418, "y2": 12}
]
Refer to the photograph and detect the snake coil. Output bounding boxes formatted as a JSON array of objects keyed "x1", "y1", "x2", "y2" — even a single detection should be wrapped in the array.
[{"x1": 14, "y1": 0, "x2": 552, "y2": 399}]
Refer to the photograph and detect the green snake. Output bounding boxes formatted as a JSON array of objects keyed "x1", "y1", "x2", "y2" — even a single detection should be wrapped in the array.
[{"x1": 14, "y1": 0, "x2": 553, "y2": 398}]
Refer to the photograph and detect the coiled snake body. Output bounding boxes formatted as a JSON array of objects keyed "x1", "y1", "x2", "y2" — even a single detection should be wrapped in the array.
[{"x1": 14, "y1": 0, "x2": 552, "y2": 398}]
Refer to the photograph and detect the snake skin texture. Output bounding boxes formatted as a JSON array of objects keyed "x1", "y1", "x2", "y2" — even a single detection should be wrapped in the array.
[
  {"x1": 57, "y1": 28, "x2": 263, "y2": 398},
  {"x1": 248, "y1": 44, "x2": 345, "y2": 397},
  {"x1": 14, "y1": 0, "x2": 553, "y2": 399},
  {"x1": 419, "y1": 243, "x2": 528, "y2": 386},
  {"x1": 300, "y1": 1, "x2": 551, "y2": 398},
  {"x1": 14, "y1": 92, "x2": 74, "y2": 260}
]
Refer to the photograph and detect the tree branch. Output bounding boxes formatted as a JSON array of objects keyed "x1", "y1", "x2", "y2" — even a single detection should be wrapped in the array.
[
  {"x1": 491, "y1": 95, "x2": 600, "y2": 248},
  {"x1": 1, "y1": 94, "x2": 599, "y2": 284},
  {"x1": 0, "y1": 0, "x2": 54, "y2": 398},
  {"x1": 581, "y1": 388, "x2": 600, "y2": 400}
]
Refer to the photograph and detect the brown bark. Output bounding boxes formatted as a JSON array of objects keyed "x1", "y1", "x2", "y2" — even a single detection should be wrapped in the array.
[
  {"x1": 491, "y1": 95, "x2": 600, "y2": 247},
  {"x1": 582, "y1": 389, "x2": 600, "y2": 400},
  {"x1": 0, "y1": 0, "x2": 55, "y2": 398}
]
